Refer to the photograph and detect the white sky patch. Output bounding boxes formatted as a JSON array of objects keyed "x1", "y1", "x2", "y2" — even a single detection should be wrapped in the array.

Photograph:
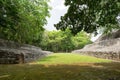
[
  {"x1": 54, "y1": 0, "x2": 67, "y2": 10},
  {"x1": 49, "y1": 0, "x2": 55, "y2": 3},
  {"x1": 44, "y1": 0, "x2": 68, "y2": 31},
  {"x1": 55, "y1": 4, "x2": 66, "y2": 10},
  {"x1": 117, "y1": 15, "x2": 120, "y2": 20},
  {"x1": 91, "y1": 34, "x2": 102, "y2": 42}
]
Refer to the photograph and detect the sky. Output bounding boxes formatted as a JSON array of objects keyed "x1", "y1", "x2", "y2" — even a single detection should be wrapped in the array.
[{"x1": 44, "y1": 0, "x2": 68, "y2": 31}]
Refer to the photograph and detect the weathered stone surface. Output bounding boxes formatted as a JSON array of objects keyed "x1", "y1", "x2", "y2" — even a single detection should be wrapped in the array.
[
  {"x1": 0, "y1": 39, "x2": 52, "y2": 64},
  {"x1": 96, "y1": 30, "x2": 120, "y2": 41},
  {"x1": 72, "y1": 30, "x2": 120, "y2": 61}
]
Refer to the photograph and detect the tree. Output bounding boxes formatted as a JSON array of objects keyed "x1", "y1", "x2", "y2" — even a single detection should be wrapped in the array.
[
  {"x1": 40, "y1": 30, "x2": 92, "y2": 52},
  {"x1": 54, "y1": 0, "x2": 120, "y2": 35},
  {"x1": 72, "y1": 31, "x2": 92, "y2": 49},
  {"x1": 0, "y1": 0, "x2": 20, "y2": 29},
  {"x1": 0, "y1": 0, "x2": 50, "y2": 44}
]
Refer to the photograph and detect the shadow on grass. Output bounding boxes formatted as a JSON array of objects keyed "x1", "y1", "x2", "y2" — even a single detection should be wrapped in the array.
[{"x1": 0, "y1": 62, "x2": 120, "y2": 80}]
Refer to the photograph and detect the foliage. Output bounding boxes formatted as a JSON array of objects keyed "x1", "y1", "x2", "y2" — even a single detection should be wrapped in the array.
[
  {"x1": 0, "y1": 0, "x2": 50, "y2": 44},
  {"x1": 54, "y1": 0, "x2": 120, "y2": 35},
  {"x1": 72, "y1": 31, "x2": 91, "y2": 49},
  {"x1": 40, "y1": 29, "x2": 92, "y2": 52}
]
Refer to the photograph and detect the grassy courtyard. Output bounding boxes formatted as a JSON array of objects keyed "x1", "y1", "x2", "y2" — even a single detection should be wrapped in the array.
[
  {"x1": 37, "y1": 53, "x2": 111, "y2": 64},
  {"x1": 0, "y1": 53, "x2": 120, "y2": 80}
]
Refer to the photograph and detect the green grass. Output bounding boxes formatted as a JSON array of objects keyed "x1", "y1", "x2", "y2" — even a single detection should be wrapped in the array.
[
  {"x1": 0, "y1": 53, "x2": 120, "y2": 80},
  {"x1": 0, "y1": 62, "x2": 120, "y2": 80},
  {"x1": 37, "y1": 53, "x2": 111, "y2": 64}
]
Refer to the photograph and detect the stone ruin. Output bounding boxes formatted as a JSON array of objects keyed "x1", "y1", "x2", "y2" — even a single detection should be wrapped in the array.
[
  {"x1": 72, "y1": 30, "x2": 120, "y2": 61},
  {"x1": 0, "y1": 39, "x2": 52, "y2": 64}
]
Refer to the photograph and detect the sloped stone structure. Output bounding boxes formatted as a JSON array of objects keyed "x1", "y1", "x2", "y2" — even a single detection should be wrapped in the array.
[
  {"x1": 0, "y1": 39, "x2": 52, "y2": 64},
  {"x1": 72, "y1": 30, "x2": 120, "y2": 61}
]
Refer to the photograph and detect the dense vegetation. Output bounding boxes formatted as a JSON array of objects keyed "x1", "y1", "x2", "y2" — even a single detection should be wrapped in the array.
[
  {"x1": 0, "y1": 0, "x2": 92, "y2": 52},
  {"x1": 55, "y1": 0, "x2": 120, "y2": 35},
  {"x1": 0, "y1": 0, "x2": 50, "y2": 44},
  {"x1": 40, "y1": 29, "x2": 92, "y2": 52}
]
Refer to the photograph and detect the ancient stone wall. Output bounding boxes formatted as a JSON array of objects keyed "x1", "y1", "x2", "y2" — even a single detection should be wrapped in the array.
[
  {"x1": 0, "y1": 39, "x2": 52, "y2": 64},
  {"x1": 72, "y1": 30, "x2": 120, "y2": 61}
]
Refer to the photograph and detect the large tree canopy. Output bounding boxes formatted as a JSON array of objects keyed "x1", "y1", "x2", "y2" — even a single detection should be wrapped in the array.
[
  {"x1": 55, "y1": 0, "x2": 120, "y2": 35},
  {"x1": 0, "y1": 0, "x2": 50, "y2": 44}
]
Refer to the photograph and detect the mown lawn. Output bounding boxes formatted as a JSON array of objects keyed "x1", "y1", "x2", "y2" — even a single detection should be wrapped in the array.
[
  {"x1": 0, "y1": 53, "x2": 120, "y2": 80},
  {"x1": 37, "y1": 53, "x2": 111, "y2": 64}
]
